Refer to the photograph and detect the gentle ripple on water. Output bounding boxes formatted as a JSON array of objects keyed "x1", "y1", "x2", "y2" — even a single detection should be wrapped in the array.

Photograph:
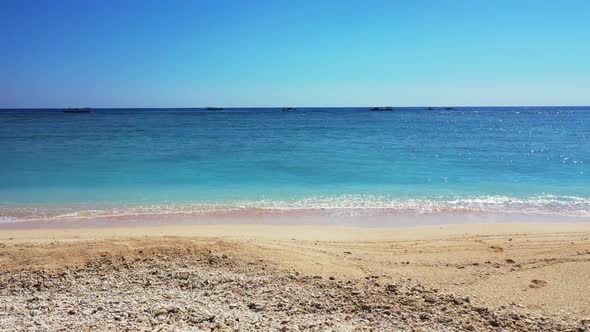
[{"x1": 0, "y1": 107, "x2": 589, "y2": 222}]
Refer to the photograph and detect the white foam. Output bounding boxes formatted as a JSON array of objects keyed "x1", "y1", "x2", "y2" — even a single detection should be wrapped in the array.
[
  {"x1": 0, "y1": 216, "x2": 18, "y2": 223},
  {"x1": 1, "y1": 194, "x2": 590, "y2": 222}
]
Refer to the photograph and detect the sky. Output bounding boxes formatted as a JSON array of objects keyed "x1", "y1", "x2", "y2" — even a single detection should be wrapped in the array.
[{"x1": 1, "y1": 0, "x2": 589, "y2": 108}]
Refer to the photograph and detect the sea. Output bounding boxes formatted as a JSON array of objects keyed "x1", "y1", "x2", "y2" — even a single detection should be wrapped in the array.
[{"x1": 1, "y1": 107, "x2": 589, "y2": 226}]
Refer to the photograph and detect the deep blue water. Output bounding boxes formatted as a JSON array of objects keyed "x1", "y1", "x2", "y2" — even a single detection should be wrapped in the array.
[{"x1": 0, "y1": 107, "x2": 589, "y2": 221}]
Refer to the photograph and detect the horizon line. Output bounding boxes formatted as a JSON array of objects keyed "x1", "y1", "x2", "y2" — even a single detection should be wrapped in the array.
[{"x1": 1, "y1": 105, "x2": 590, "y2": 110}]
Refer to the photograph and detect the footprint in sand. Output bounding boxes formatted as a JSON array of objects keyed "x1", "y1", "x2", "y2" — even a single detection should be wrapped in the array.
[
  {"x1": 529, "y1": 279, "x2": 548, "y2": 288},
  {"x1": 489, "y1": 245, "x2": 504, "y2": 253}
]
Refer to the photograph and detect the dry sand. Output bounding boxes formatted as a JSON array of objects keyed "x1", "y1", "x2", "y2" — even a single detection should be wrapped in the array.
[{"x1": 1, "y1": 222, "x2": 589, "y2": 331}]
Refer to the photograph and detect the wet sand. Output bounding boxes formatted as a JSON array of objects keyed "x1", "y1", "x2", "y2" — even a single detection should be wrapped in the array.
[{"x1": 1, "y1": 222, "x2": 589, "y2": 330}]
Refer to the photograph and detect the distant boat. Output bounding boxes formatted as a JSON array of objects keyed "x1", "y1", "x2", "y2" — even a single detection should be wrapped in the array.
[
  {"x1": 64, "y1": 108, "x2": 91, "y2": 113},
  {"x1": 370, "y1": 106, "x2": 393, "y2": 111},
  {"x1": 206, "y1": 107, "x2": 223, "y2": 110},
  {"x1": 427, "y1": 107, "x2": 434, "y2": 110},
  {"x1": 282, "y1": 107, "x2": 296, "y2": 112}
]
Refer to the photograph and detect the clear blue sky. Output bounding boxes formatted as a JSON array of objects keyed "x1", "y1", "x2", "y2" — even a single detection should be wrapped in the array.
[{"x1": 1, "y1": 0, "x2": 589, "y2": 108}]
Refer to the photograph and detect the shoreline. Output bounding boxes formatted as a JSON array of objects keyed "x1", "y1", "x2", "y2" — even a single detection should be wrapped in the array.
[
  {"x1": 2, "y1": 219, "x2": 590, "y2": 236},
  {"x1": 2, "y1": 210, "x2": 590, "y2": 231},
  {"x1": 2, "y1": 221, "x2": 589, "y2": 330},
  {"x1": 2, "y1": 193, "x2": 590, "y2": 225}
]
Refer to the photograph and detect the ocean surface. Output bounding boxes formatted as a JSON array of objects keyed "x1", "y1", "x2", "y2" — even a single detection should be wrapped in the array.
[{"x1": 1, "y1": 107, "x2": 589, "y2": 225}]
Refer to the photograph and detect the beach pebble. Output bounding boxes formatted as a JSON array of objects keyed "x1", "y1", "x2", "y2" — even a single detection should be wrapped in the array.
[
  {"x1": 423, "y1": 295, "x2": 436, "y2": 304},
  {"x1": 0, "y1": 241, "x2": 579, "y2": 332}
]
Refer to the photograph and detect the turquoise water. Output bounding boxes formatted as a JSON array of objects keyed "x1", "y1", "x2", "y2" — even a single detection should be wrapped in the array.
[{"x1": 0, "y1": 107, "x2": 589, "y2": 222}]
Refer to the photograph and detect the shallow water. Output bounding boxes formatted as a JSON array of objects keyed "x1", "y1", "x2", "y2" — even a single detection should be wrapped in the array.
[{"x1": 0, "y1": 107, "x2": 589, "y2": 223}]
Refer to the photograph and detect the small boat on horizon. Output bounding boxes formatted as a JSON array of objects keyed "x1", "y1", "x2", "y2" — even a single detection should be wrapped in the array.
[
  {"x1": 206, "y1": 107, "x2": 223, "y2": 110},
  {"x1": 370, "y1": 106, "x2": 393, "y2": 111},
  {"x1": 64, "y1": 108, "x2": 91, "y2": 113},
  {"x1": 282, "y1": 107, "x2": 296, "y2": 112}
]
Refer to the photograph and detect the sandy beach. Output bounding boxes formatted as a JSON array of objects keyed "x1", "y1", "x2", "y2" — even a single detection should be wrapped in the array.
[{"x1": 1, "y1": 221, "x2": 589, "y2": 331}]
